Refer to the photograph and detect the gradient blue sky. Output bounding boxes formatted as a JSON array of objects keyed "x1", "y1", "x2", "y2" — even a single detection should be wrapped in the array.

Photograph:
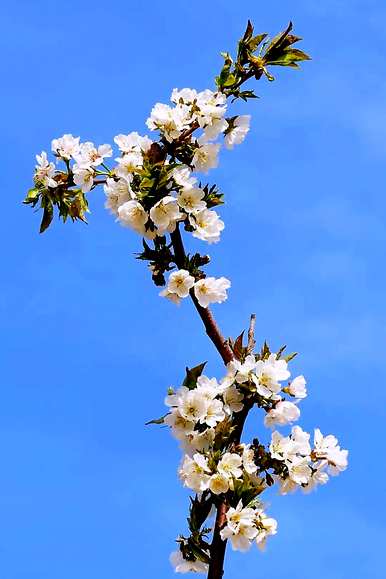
[{"x1": 1, "y1": 1, "x2": 385, "y2": 578}]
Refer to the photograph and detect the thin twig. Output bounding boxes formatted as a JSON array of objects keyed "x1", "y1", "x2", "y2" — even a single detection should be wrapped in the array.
[{"x1": 247, "y1": 313, "x2": 256, "y2": 354}]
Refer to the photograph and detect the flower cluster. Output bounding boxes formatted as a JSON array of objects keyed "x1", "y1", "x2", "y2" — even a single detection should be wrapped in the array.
[
  {"x1": 158, "y1": 343, "x2": 348, "y2": 573},
  {"x1": 160, "y1": 269, "x2": 231, "y2": 307},
  {"x1": 220, "y1": 501, "x2": 277, "y2": 552}
]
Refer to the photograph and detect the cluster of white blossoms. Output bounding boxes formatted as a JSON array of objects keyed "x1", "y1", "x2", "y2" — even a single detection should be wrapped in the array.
[
  {"x1": 270, "y1": 426, "x2": 348, "y2": 495},
  {"x1": 31, "y1": 88, "x2": 251, "y2": 305},
  {"x1": 164, "y1": 349, "x2": 348, "y2": 572},
  {"x1": 160, "y1": 269, "x2": 231, "y2": 307},
  {"x1": 220, "y1": 501, "x2": 277, "y2": 552}
]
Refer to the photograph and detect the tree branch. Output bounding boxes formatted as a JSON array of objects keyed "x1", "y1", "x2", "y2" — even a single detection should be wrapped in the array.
[{"x1": 170, "y1": 225, "x2": 258, "y2": 578}]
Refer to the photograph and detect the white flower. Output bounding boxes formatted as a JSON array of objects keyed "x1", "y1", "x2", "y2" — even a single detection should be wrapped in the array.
[
  {"x1": 164, "y1": 410, "x2": 195, "y2": 439},
  {"x1": 290, "y1": 426, "x2": 311, "y2": 456},
  {"x1": 115, "y1": 151, "x2": 143, "y2": 180},
  {"x1": 313, "y1": 429, "x2": 348, "y2": 475},
  {"x1": 223, "y1": 385, "x2": 244, "y2": 414},
  {"x1": 177, "y1": 187, "x2": 206, "y2": 213},
  {"x1": 202, "y1": 398, "x2": 225, "y2": 427},
  {"x1": 35, "y1": 151, "x2": 57, "y2": 188},
  {"x1": 171, "y1": 87, "x2": 198, "y2": 104},
  {"x1": 241, "y1": 444, "x2": 257, "y2": 475},
  {"x1": 185, "y1": 428, "x2": 215, "y2": 454},
  {"x1": 217, "y1": 452, "x2": 243, "y2": 480},
  {"x1": 114, "y1": 132, "x2": 152, "y2": 153},
  {"x1": 166, "y1": 269, "x2": 195, "y2": 298},
  {"x1": 146, "y1": 102, "x2": 190, "y2": 142},
  {"x1": 104, "y1": 177, "x2": 132, "y2": 215},
  {"x1": 72, "y1": 166, "x2": 94, "y2": 192},
  {"x1": 287, "y1": 456, "x2": 312, "y2": 485},
  {"x1": 190, "y1": 209, "x2": 224, "y2": 244},
  {"x1": 150, "y1": 196, "x2": 183, "y2": 234},
  {"x1": 192, "y1": 143, "x2": 220, "y2": 173},
  {"x1": 302, "y1": 464, "x2": 329, "y2": 493},
  {"x1": 196, "y1": 376, "x2": 223, "y2": 400},
  {"x1": 221, "y1": 522, "x2": 257, "y2": 552},
  {"x1": 173, "y1": 165, "x2": 197, "y2": 189},
  {"x1": 194, "y1": 277, "x2": 230, "y2": 308},
  {"x1": 179, "y1": 453, "x2": 211, "y2": 492},
  {"x1": 117, "y1": 200, "x2": 148, "y2": 234},
  {"x1": 179, "y1": 390, "x2": 208, "y2": 423},
  {"x1": 75, "y1": 141, "x2": 112, "y2": 168},
  {"x1": 269, "y1": 431, "x2": 294, "y2": 462},
  {"x1": 224, "y1": 115, "x2": 251, "y2": 149},
  {"x1": 220, "y1": 501, "x2": 257, "y2": 552},
  {"x1": 170, "y1": 550, "x2": 208, "y2": 574},
  {"x1": 254, "y1": 512, "x2": 278, "y2": 550},
  {"x1": 51, "y1": 134, "x2": 80, "y2": 160},
  {"x1": 209, "y1": 473, "x2": 230, "y2": 495},
  {"x1": 201, "y1": 118, "x2": 228, "y2": 142},
  {"x1": 264, "y1": 401, "x2": 300, "y2": 427},
  {"x1": 228, "y1": 354, "x2": 257, "y2": 385},
  {"x1": 196, "y1": 89, "x2": 227, "y2": 127},
  {"x1": 254, "y1": 354, "x2": 290, "y2": 399},
  {"x1": 159, "y1": 289, "x2": 181, "y2": 305},
  {"x1": 286, "y1": 375, "x2": 307, "y2": 399}
]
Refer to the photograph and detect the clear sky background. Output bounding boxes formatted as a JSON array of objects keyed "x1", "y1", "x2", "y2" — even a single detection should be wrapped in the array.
[{"x1": 1, "y1": 1, "x2": 385, "y2": 578}]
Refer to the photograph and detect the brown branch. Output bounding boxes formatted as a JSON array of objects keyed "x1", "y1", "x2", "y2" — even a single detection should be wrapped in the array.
[
  {"x1": 170, "y1": 225, "x2": 234, "y2": 365},
  {"x1": 170, "y1": 225, "x2": 258, "y2": 579}
]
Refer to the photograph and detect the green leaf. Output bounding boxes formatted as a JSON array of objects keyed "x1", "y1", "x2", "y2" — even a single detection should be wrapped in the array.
[
  {"x1": 248, "y1": 33, "x2": 268, "y2": 53},
  {"x1": 284, "y1": 352, "x2": 298, "y2": 362},
  {"x1": 183, "y1": 362, "x2": 207, "y2": 389},
  {"x1": 145, "y1": 412, "x2": 169, "y2": 426},
  {"x1": 39, "y1": 199, "x2": 53, "y2": 233}
]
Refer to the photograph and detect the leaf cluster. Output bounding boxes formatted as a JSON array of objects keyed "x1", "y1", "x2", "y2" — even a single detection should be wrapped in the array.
[
  {"x1": 23, "y1": 181, "x2": 89, "y2": 233},
  {"x1": 215, "y1": 20, "x2": 310, "y2": 100}
]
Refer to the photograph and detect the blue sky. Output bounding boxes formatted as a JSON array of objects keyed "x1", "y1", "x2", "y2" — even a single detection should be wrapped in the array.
[{"x1": 1, "y1": 1, "x2": 385, "y2": 577}]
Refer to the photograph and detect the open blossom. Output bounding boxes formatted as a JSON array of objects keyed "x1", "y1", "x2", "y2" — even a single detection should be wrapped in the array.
[
  {"x1": 164, "y1": 411, "x2": 195, "y2": 439},
  {"x1": 166, "y1": 269, "x2": 195, "y2": 298},
  {"x1": 223, "y1": 385, "x2": 244, "y2": 414},
  {"x1": 241, "y1": 445, "x2": 257, "y2": 475},
  {"x1": 117, "y1": 200, "x2": 148, "y2": 234},
  {"x1": 171, "y1": 87, "x2": 198, "y2": 104},
  {"x1": 179, "y1": 453, "x2": 211, "y2": 492},
  {"x1": 114, "y1": 132, "x2": 152, "y2": 153},
  {"x1": 73, "y1": 166, "x2": 94, "y2": 193},
  {"x1": 51, "y1": 134, "x2": 80, "y2": 160},
  {"x1": 264, "y1": 400, "x2": 300, "y2": 427},
  {"x1": 75, "y1": 142, "x2": 112, "y2": 168},
  {"x1": 146, "y1": 102, "x2": 190, "y2": 141},
  {"x1": 179, "y1": 390, "x2": 208, "y2": 423},
  {"x1": 35, "y1": 152, "x2": 57, "y2": 188},
  {"x1": 220, "y1": 501, "x2": 257, "y2": 552},
  {"x1": 104, "y1": 177, "x2": 132, "y2": 215},
  {"x1": 196, "y1": 89, "x2": 227, "y2": 127},
  {"x1": 202, "y1": 118, "x2": 229, "y2": 142},
  {"x1": 190, "y1": 209, "x2": 224, "y2": 244},
  {"x1": 115, "y1": 151, "x2": 143, "y2": 180},
  {"x1": 217, "y1": 453, "x2": 243, "y2": 480},
  {"x1": 224, "y1": 115, "x2": 251, "y2": 149},
  {"x1": 150, "y1": 196, "x2": 182, "y2": 233},
  {"x1": 170, "y1": 550, "x2": 208, "y2": 574},
  {"x1": 254, "y1": 354, "x2": 291, "y2": 399},
  {"x1": 192, "y1": 143, "x2": 220, "y2": 173},
  {"x1": 228, "y1": 354, "x2": 257, "y2": 385},
  {"x1": 286, "y1": 375, "x2": 307, "y2": 399},
  {"x1": 173, "y1": 165, "x2": 197, "y2": 189},
  {"x1": 209, "y1": 472, "x2": 230, "y2": 495},
  {"x1": 313, "y1": 429, "x2": 348, "y2": 474},
  {"x1": 287, "y1": 456, "x2": 312, "y2": 485},
  {"x1": 202, "y1": 398, "x2": 225, "y2": 427},
  {"x1": 177, "y1": 187, "x2": 206, "y2": 213},
  {"x1": 254, "y1": 512, "x2": 278, "y2": 550},
  {"x1": 194, "y1": 277, "x2": 231, "y2": 308}
]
